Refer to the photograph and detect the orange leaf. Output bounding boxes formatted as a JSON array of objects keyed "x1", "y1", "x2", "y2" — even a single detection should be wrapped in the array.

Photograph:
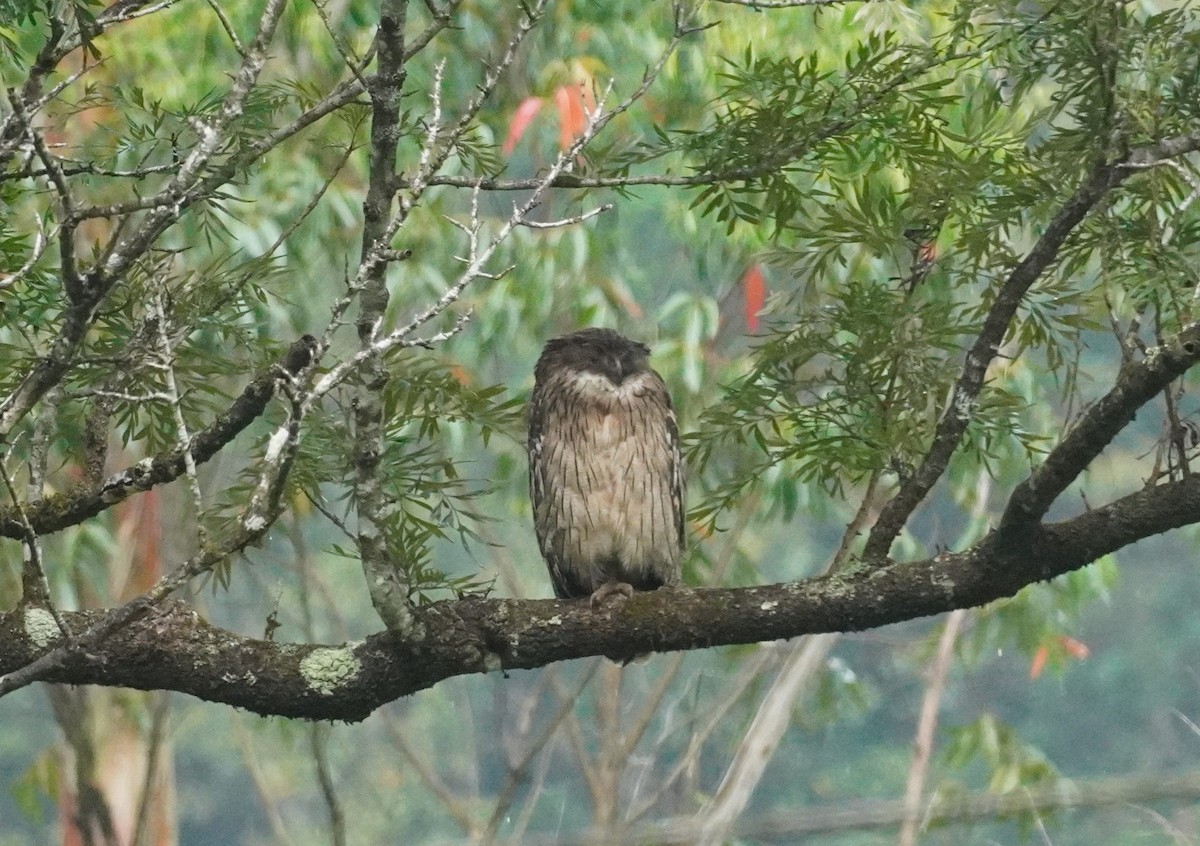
[
  {"x1": 741, "y1": 264, "x2": 767, "y2": 333},
  {"x1": 1059, "y1": 635, "x2": 1090, "y2": 660},
  {"x1": 1029, "y1": 644, "x2": 1048, "y2": 679},
  {"x1": 450, "y1": 364, "x2": 472, "y2": 386},
  {"x1": 502, "y1": 96, "x2": 544, "y2": 156},
  {"x1": 554, "y1": 84, "x2": 589, "y2": 151}
]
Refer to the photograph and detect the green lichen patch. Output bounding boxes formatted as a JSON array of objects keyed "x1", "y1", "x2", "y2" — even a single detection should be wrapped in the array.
[
  {"x1": 24, "y1": 608, "x2": 60, "y2": 649},
  {"x1": 299, "y1": 646, "x2": 362, "y2": 695}
]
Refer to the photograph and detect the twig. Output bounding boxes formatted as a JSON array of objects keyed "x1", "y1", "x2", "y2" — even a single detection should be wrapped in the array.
[
  {"x1": 7, "y1": 89, "x2": 80, "y2": 297},
  {"x1": 482, "y1": 663, "x2": 601, "y2": 839},
  {"x1": 234, "y1": 717, "x2": 296, "y2": 845},
  {"x1": 129, "y1": 692, "x2": 171, "y2": 846},
  {"x1": 150, "y1": 290, "x2": 209, "y2": 547},
  {"x1": 0, "y1": 222, "x2": 51, "y2": 290},
  {"x1": 205, "y1": 0, "x2": 246, "y2": 55},
  {"x1": 310, "y1": 723, "x2": 346, "y2": 846},
  {"x1": 518, "y1": 203, "x2": 613, "y2": 228},
  {"x1": 1002, "y1": 321, "x2": 1200, "y2": 528},
  {"x1": 899, "y1": 609, "x2": 968, "y2": 846},
  {"x1": 1, "y1": 388, "x2": 71, "y2": 636},
  {"x1": 0, "y1": 335, "x2": 317, "y2": 539},
  {"x1": 379, "y1": 710, "x2": 478, "y2": 833},
  {"x1": 311, "y1": 0, "x2": 368, "y2": 88}
]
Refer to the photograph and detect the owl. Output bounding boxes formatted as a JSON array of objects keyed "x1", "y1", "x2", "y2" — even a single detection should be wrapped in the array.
[{"x1": 528, "y1": 328, "x2": 686, "y2": 605}]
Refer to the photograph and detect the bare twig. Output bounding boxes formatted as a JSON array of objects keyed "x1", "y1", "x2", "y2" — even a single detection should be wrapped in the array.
[
  {"x1": 898, "y1": 608, "x2": 967, "y2": 846},
  {"x1": 518, "y1": 203, "x2": 614, "y2": 229},
  {"x1": 205, "y1": 0, "x2": 246, "y2": 55},
  {"x1": 310, "y1": 723, "x2": 346, "y2": 846},
  {"x1": 0, "y1": 335, "x2": 317, "y2": 540},
  {"x1": 379, "y1": 711, "x2": 478, "y2": 834},
  {"x1": 150, "y1": 290, "x2": 209, "y2": 547},
  {"x1": 0, "y1": 222, "x2": 51, "y2": 290},
  {"x1": 129, "y1": 692, "x2": 171, "y2": 846},
  {"x1": 234, "y1": 717, "x2": 296, "y2": 845},
  {"x1": 1002, "y1": 322, "x2": 1200, "y2": 528},
  {"x1": 482, "y1": 664, "x2": 601, "y2": 839}
]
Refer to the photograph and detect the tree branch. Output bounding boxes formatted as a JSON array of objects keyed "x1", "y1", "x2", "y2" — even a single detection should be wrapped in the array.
[
  {"x1": 4, "y1": 466, "x2": 1199, "y2": 719},
  {"x1": 0, "y1": 335, "x2": 316, "y2": 539},
  {"x1": 1003, "y1": 321, "x2": 1200, "y2": 529},
  {"x1": 862, "y1": 156, "x2": 1130, "y2": 562}
]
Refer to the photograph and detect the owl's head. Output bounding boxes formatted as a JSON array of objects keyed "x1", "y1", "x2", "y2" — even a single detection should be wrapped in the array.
[{"x1": 536, "y1": 328, "x2": 652, "y2": 386}]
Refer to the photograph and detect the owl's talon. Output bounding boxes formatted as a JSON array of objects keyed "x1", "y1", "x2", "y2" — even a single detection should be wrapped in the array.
[{"x1": 590, "y1": 582, "x2": 634, "y2": 608}]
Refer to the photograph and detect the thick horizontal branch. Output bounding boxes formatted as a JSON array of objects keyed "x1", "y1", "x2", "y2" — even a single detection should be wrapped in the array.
[
  {"x1": 0, "y1": 335, "x2": 315, "y2": 539},
  {"x1": 4, "y1": 474, "x2": 1198, "y2": 721}
]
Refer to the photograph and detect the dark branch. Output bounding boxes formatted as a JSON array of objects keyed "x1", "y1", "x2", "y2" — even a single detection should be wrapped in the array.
[
  {"x1": 862, "y1": 156, "x2": 1130, "y2": 562},
  {"x1": 0, "y1": 335, "x2": 316, "y2": 539},
  {"x1": 4, "y1": 472, "x2": 1198, "y2": 720},
  {"x1": 1002, "y1": 322, "x2": 1200, "y2": 529}
]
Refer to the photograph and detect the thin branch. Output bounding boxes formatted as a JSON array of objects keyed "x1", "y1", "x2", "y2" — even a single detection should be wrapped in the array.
[
  {"x1": 898, "y1": 608, "x2": 966, "y2": 846},
  {"x1": 482, "y1": 664, "x2": 601, "y2": 839},
  {"x1": 627, "y1": 646, "x2": 779, "y2": 822},
  {"x1": 310, "y1": 723, "x2": 346, "y2": 846},
  {"x1": 3, "y1": 386, "x2": 71, "y2": 636},
  {"x1": 205, "y1": 0, "x2": 246, "y2": 55},
  {"x1": 129, "y1": 693, "x2": 171, "y2": 846},
  {"x1": 0, "y1": 455, "x2": 54, "y2": 614},
  {"x1": 0, "y1": 160, "x2": 178, "y2": 182},
  {"x1": 0, "y1": 222, "x2": 51, "y2": 290},
  {"x1": 379, "y1": 711, "x2": 478, "y2": 834},
  {"x1": 7, "y1": 90, "x2": 80, "y2": 297},
  {"x1": 694, "y1": 632, "x2": 840, "y2": 846},
  {"x1": 234, "y1": 717, "x2": 296, "y2": 846},
  {"x1": 487, "y1": 769, "x2": 1200, "y2": 845},
  {"x1": 311, "y1": 0, "x2": 367, "y2": 86},
  {"x1": 405, "y1": 0, "x2": 460, "y2": 58},
  {"x1": 96, "y1": 0, "x2": 185, "y2": 27},
  {"x1": 518, "y1": 203, "x2": 613, "y2": 229},
  {"x1": 150, "y1": 290, "x2": 209, "y2": 547}
]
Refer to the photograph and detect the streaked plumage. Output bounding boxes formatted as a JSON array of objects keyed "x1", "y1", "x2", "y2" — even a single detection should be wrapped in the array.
[{"x1": 528, "y1": 328, "x2": 686, "y2": 604}]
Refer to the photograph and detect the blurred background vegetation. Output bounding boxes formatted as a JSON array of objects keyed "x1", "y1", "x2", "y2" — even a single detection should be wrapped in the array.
[{"x1": 3, "y1": 0, "x2": 1200, "y2": 843}]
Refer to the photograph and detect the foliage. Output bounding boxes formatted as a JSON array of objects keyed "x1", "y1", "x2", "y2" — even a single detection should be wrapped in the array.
[{"x1": 2, "y1": 0, "x2": 1200, "y2": 844}]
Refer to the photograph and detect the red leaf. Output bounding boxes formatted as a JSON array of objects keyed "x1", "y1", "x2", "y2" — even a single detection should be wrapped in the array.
[
  {"x1": 502, "y1": 96, "x2": 544, "y2": 156},
  {"x1": 1029, "y1": 644, "x2": 1049, "y2": 679},
  {"x1": 554, "y1": 84, "x2": 590, "y2": 151},
  {"x1": 742, "y1": 263, "x2": 767, "y2": 332},
  {"x1": 1059, "y1": 635, "x2": 1090, "y2": 660}
]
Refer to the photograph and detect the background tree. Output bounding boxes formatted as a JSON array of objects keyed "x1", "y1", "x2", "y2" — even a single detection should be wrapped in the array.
[{"x1": 3, "y1": 0, "x2": 1200, "y2": 843}]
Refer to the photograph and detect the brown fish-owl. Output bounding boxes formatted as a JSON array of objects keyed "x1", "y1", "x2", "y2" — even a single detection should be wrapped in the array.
[{"x1": 528, "y1": 328, "x2": 686, "y2": 605}]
